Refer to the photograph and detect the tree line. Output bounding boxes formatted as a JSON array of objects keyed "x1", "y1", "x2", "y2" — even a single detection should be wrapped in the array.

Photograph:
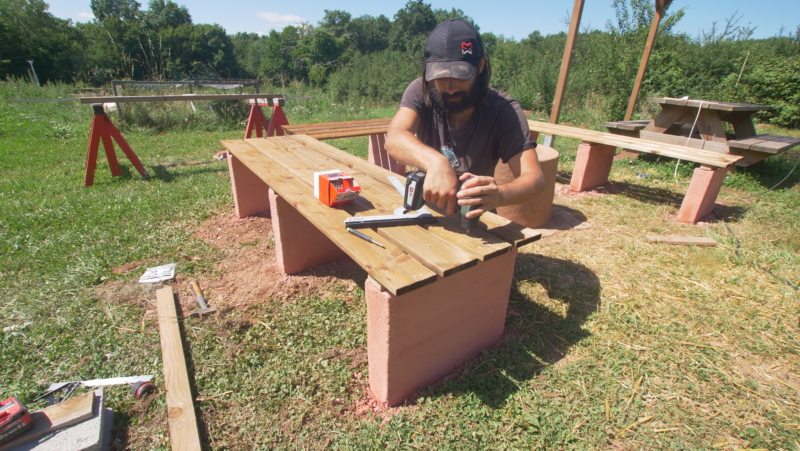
[{"x1": 1, "y1": 0, "x2": 798, "y2": 126}]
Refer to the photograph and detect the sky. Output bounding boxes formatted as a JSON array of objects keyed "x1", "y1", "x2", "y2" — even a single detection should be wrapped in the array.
[{"x1": 48, "y1": 0, "x2": 799, "y2": 41}]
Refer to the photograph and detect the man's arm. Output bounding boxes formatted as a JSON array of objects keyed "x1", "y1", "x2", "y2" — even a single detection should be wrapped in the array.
[
  {"x1": 385, "y1": 107, "x2": 460, "y2": 214},
  {"x1": 456, "y1": 147, "x2": 545, "y2": 218}
]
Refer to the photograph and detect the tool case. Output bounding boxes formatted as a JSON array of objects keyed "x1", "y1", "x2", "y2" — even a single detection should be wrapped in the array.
[{"x1": 0, "y1": 397, "x2": 32, "y2": 444}]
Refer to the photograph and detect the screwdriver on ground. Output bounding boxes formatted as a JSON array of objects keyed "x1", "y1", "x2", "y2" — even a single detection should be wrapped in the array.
[{"x1": 346, "y1": 227, "x2": 385, "y2": 248}]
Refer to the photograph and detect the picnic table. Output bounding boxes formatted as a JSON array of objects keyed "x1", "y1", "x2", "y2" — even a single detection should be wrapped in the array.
[
  {"x1": 221, "y1": 134, "x2": 541, "y2": 405},
  {"x1": 604, "y1": 97, "x2": 800, "y2": 167}
]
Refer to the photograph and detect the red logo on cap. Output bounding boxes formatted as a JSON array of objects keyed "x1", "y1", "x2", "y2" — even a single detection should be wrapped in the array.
[{"x1": 461, "y1": 42, "x2": 473, "y2": 55}]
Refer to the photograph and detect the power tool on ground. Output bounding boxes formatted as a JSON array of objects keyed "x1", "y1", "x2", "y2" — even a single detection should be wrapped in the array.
[{"x1": 0, "y1": 398, "x2": 32, "y2": 444}]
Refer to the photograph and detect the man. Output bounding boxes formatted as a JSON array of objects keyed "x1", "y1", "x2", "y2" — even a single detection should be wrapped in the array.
[{"x1": 386, "y1": 19, "x2": 545, "y2": 219}]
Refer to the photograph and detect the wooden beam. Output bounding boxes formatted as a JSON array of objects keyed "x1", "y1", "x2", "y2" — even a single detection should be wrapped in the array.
[
  {"x1": 646, "y1": 235, "x2": 717, "y2": 246},
  {"x1": 156, "y1": 287, "x2": 202, "y2": 451},
  {"x1": 549, "y1": 0, "x2": 585, "y2": 127},
  {"x1": 624, "y1": 2, "x2": 668, "y2": 121},
  {"x1": 80, "y1": 94, "x2": 282, "y2": 104}
]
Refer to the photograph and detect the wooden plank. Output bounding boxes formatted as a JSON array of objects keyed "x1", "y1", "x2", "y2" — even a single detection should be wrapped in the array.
[
  {"x1": 283, "y1": 119, "x2": 392, "y2": 139},
  {"x1": 156, "y1": 287, "x2": 202, "y2": 451},
  {"x1": 646, "y1": 235, "x2": 717, "y2": 246},
  {"x1": 283, "y1": 134, "x2": 541, "y2": 248},
  {"x1": 644, "y1": 104, "x2": 690, "y2": 133},
  {"x1": 376, "y1": 226, "x2": 478, "y2": 277},
  {"x1": 244, "y1": 137, "x2": 480, "y2": 276},
  {"x1": 695, "y1": 109, "x2": 728, "y2": 143},
  {"x1": 602, "y1": 120, "x2": 650, "y2": 131},
  {"x1": 728, "y1": 135, "x2": 800, "y2": 154},
  {"x1": 222, "y1": 140, "x2": 437, "y2": 295},
  {"x1": 720, "y1": 111, "x2": 758, "y2": 138},
  {"x1": 638, "y1": 131, "x2": 730, "y2": 153},
  {"x1": 0, "y1": 392, "x2": 95, "y2": 451},
  {"x1": 528, "y1": 120, "x2": 742, "y2": 167},
  {"x1": 624, "y1": 4, "x2": 665, "y2": 121},
  {"x1": 648, "y1": 97, "x2": 770, "y2": 112},
  {"x1": 80, "y1": 94, "x2": 282, "y2": 104}
]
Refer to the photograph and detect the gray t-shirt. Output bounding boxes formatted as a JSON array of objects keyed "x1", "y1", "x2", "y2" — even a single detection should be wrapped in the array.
[{"x1": 399, "y1": 77, "x2": 535, "y2": 177}]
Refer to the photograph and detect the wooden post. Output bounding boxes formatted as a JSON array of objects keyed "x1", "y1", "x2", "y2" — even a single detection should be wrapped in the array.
[
  {"x1": 624, "y1": 0, "x2": 673, "y2": 121},
  {"x1": 544, "y1": 0, "x2": 585, "y2": 147}
]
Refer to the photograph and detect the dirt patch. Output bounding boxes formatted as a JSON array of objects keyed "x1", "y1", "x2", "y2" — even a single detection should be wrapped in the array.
[{"x1": 554, "y1": 182, "x2": 626, "y2": 199}]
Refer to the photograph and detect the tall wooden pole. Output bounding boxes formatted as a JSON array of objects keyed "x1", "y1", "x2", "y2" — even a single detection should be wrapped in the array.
[
  {"x1": 624, "y1": 0, "x2": 673, "y2": 121},
  {"x1": 544, "y1": 0, "x2": 585, "y2": 147}
]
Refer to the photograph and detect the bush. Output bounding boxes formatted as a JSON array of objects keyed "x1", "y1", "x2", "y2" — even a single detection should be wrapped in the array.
[
  {"x1": 326, "y1": 50, "x2": 420, "y2": 103},
  {"x1": 739, "y1": 56, "x2": 800, "y2": 128}
]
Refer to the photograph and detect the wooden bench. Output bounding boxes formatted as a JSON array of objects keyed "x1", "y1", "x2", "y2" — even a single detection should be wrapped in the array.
[
  {"x1": 529, "y1": 120, "x2": 744, "y2": 223},
  {"x1": 282, "y1": 118, "x2": 404, "y2": 175},
  {"x1": 222, "y1": 135, "x2": 541, "y2": 406}
]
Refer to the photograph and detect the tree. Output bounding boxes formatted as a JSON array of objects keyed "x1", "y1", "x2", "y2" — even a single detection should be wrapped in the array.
[
  {"x1": 319, "y1": 9, "x2": 351, "y2": 38},
  {"x1": 142, "y1": 0, "x2": 191, "y2": 31},
  {"x1": 90, "y1": 0, "x2": 141, "y2": 22},
  {"x1": 388, "y1": 0, "x2": 437, "y2": 54},
  {"x1": 346, "y1": 14, "x2": 391, "y2": 54}
]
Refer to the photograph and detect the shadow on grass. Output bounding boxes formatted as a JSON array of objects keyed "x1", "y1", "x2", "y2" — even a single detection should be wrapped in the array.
[
  {"x1": 146, "y1": 162, "x2": 228, "y2": 183},
  {"x1": 425, "y1": 254, "x2": 600, "y2": 408}
]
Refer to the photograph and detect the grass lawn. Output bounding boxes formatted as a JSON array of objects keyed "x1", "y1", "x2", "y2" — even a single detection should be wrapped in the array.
[{"x1": 1, "y1": 81, "x2": 798, "y2": 450}]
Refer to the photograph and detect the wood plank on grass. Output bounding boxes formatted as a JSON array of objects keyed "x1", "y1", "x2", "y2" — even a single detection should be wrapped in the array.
[
  {"x1": 0, "y1": 392, "x2": 95, "y2": 451},
  {"x1": 156, "y1": 286, "x2": 202, "y2": 451},
  {"x1": 646, "y1": 235, "x2": 717, "y2": 246}
]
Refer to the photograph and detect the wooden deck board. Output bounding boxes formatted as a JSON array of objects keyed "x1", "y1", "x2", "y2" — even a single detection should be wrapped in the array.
[
  {"x1": 222, "y1": 140, "x2": 437, "y2": 295},
  {"x1": 528, "y1": 120, "x2": 742, "y2": 167},
  {"x1": 243, "y1": 138, "x2": 481, "y2": 278}
]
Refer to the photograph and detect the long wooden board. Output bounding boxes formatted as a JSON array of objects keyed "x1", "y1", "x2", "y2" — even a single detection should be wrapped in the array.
[
  {"x1": 527, "y1": 120, "x2": 742, "y2": 167},
  {"x1": 222, "y1": 140, "x2": 437, "y2": 295},
  {"x1": 646, "y1": 235, "x2": 717, "y2": 246},
  {"x1": 79, "y1": 94, "x2": 282, "y2": 104},
  {"x1": 648, "y1": 97, "x2": 770, "y2": 112},
  {"x1": 0, "y1": 392, "x2": 95, "y2": 451},
  {"x1": 282, "y1": 119, "x2": 393, "y2": 140},
  {"x1": 156, "y1": 287, "x2": 202, "y2": 451}
]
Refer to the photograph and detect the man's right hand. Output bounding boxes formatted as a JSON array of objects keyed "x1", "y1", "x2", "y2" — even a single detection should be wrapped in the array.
[{"x1": 423, "y1": 159, "x2": 460, "y2": 215}]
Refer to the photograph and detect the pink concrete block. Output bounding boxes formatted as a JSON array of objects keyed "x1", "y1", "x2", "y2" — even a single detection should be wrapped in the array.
[
  {"x1": 368, "y1": 133, "x2": 404, "y2": 175},
  {"x1": 676, "y1": 165, "x2": 727, "y2": 223},
  {"x1": 268, "y1": 189, "x2": 348, "y2": 274},
  {"x1": 366, "y1": 249, "x2": 518, "y2": 406},
  {"x1": 228, "y1": 152, "x2": 271, "y2": 218},
  {"x1": 569, "y1": 142, "x2": 616, "y2": 191},
  {"x1": 495, "y1": 145, "x2": 559, "y2": 228}
]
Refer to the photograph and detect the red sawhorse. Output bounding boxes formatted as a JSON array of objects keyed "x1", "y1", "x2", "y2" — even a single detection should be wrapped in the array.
[
  {"x1": 84, "y1": 104, "x2": 149, "y2": 187},
  {"x1": 244, "y1": 97, "x2": 289, "y2": 138}
]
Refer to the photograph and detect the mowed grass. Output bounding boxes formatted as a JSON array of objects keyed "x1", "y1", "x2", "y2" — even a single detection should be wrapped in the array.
[{"x1": 1, "y1": 80, "x2": 799, "y2": 450}]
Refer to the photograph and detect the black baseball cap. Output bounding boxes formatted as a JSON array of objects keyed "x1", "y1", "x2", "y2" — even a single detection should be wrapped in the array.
[{"x1": 424, "y1": 19, "x2": 484, "y2": 81}]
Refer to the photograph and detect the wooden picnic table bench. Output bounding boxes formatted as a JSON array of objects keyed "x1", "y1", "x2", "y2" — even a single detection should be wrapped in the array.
[
  {"x1": 528, "y1": 119, "x2": 743, "y2": 223},
  {"x1": 221, "y1": 134, "x2": 541, "y2": 405},
  {"x1": 603, "y1": 98, "x2": 800, "y2": 167}
]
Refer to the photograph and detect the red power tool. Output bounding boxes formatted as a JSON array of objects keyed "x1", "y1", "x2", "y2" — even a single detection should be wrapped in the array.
[{"x1": 0, "y1": 398, "x2": 32, "y2": 444}]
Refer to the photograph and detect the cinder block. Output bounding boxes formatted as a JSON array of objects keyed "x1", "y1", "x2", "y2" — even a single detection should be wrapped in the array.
[
  {"x1": 366, "y1": 249, "x2": 518, "y2": 406},
  {"x1": 368, "y1": 133, "x2": 404, "y2": 175},
  {"x1": 569, "y1": 142, "x2": 616, "y2": 191},
  {"x1": 676, "y1": 165, "x2": 727, "y2": 223},
  {"x1": 269, "y1": 189, "x2": 347, "y2": 274},
  {"x1": 495, "y1": 145, "x2": 559, "y2": 228},
  {"x1": 228, "y1": 153, "x2": 271, "y2": 218}
]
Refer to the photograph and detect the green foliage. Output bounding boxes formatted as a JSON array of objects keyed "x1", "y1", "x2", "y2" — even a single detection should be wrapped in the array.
[
  {"x1": 738, "y1": 56, "x2": 800, "y2": 128},
  {"x1": 327, "y1": 50, "x2": 419, "y2": 102}
]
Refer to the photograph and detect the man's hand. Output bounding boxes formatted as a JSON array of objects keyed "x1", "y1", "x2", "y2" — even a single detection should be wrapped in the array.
[
  {"x1": 423, "y1": 160, "x2": 460, "y2": 214},
  {"x1": 456, "y1": 172, "x2": 503, "y2": 218}
]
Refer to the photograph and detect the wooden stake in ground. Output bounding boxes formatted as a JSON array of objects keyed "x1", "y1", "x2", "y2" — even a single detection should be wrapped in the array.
[{"x1": 156, "y1": 286, "x2": 202, "y2": 451}]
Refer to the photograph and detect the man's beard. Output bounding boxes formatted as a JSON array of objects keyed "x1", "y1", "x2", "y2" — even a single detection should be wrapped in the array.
[{"x1": 429, "y1": 78, "x2": 482, "y2": 115}]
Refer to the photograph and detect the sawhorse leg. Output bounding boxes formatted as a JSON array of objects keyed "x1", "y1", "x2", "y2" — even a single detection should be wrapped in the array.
[
  {"x1": 244, "y1": 104, "x2": 271, "y2": 138},
  {"x1": 244, "y1": 98, "x2": 289, "y2": 138},
  {"x1": 84, "y1": 104, "x2": 149, "y2": 187}
]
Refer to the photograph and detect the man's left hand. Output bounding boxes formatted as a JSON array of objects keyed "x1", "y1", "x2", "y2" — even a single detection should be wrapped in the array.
[{"x1": 456, "y1": 172, "x2": 503, "y2": 218}]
